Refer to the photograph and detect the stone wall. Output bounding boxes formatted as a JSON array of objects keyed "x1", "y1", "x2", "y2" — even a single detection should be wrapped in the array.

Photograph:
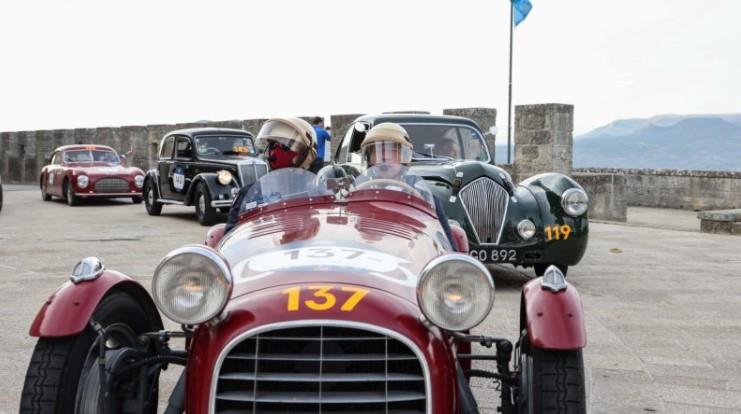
[
  {"x1": 572, "y1": 173, "x2": 628, "y2": 222},
  {"x1": 574, "y1": 168, "x2": 741, "y2": 210},
  {"x1": 0, "y1": 108, "x2": 497, "y2": 184},
  {"x1": 514, "y1": 104, "x2": 573, "y2": 180}
]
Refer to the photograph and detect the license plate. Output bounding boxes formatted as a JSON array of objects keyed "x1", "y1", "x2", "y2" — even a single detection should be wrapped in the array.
[{"x1": 470, "y1": 248, "x2": 517, "y2": 263}]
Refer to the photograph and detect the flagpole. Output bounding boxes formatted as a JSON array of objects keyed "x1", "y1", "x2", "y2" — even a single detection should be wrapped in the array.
[{"x1": 507, "y1": 0, "x2": 514, "y2": 164}]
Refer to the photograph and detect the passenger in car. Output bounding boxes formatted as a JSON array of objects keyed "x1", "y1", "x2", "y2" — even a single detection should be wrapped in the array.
[
  {"x1": 357, "y1": 122, "x2": 460, "y2": 252},
  {"x1": 224, "y1": 117, "x2": 317, "y2": 234}
]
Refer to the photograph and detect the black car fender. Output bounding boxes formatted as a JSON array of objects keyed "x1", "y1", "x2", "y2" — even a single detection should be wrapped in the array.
[
  {"x1": 520, "y1": 173, "x2": 589, "y2": 265},
  {"x1": 184, "y1": 173, "x2": 237, "y2": 205},
  {"x1": 144, "y1": 169, "x2": 162, "y2": 198}
]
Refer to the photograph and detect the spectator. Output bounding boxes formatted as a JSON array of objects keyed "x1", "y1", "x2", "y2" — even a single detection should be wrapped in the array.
[{"x1": 311, "y1": 116, "x2": 331, "y2": 172}]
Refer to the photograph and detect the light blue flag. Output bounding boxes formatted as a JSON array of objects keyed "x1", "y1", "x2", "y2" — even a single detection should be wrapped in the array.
[{"x1": 512, "y1": 0, "x2": 532, "y2": 26}]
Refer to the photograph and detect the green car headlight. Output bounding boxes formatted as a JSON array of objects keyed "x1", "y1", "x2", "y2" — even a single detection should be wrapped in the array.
[{"x1": 561, "y1": 188, "x2": 589, "y2": 216}]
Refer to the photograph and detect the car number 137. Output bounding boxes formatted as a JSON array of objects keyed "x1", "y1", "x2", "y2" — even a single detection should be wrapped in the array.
[{"x1": 470, "y1": 249, "x2": 517, "y2": 262}]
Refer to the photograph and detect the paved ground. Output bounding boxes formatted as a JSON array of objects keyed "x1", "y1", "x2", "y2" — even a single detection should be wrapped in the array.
[{"x1": 1, "y1": 185, "x2": 740, "y2": 413}]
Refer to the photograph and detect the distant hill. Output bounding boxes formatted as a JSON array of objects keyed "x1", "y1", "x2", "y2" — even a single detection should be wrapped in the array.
[
  {"x1": 573, "y1": 115, "x2": 741, "y2": 170},
  {"x1": 491, "y1": 114, "x2": 741, "y2": 171}
]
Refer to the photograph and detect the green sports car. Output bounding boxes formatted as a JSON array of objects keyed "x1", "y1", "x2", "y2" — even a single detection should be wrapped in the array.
[{"x1": 333, "y1": 114, "x2": 589, "y2": 275}]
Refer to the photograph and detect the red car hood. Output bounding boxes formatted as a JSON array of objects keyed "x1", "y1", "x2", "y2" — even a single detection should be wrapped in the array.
[
  {"x1": 218, "y1": 200, "x2": 449, "y2": 305},
  {"x1": 70, "y1": 164, "x2": 143, "y2": 177}
]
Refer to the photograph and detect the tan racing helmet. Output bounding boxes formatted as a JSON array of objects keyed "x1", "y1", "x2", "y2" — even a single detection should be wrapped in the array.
[
  {"x1": 256, "y1": 117, "x2": 317, "y2": 169},
  {"x1": 360, "y1": 122, "x2": 414, "y2": 167}
]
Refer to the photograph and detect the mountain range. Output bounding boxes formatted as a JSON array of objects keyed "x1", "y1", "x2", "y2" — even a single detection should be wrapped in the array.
[{"x1": 495, "y1": 114, "x2": 741, "y2": 171}]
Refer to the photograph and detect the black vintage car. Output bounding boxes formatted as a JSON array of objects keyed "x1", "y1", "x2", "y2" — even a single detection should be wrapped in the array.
[
  {"x1": 334, "y1": 114, "x2": 589, "y2": 275},
  {"x1": 144, "y1": 128, "x2": 268, "y2": 225}
]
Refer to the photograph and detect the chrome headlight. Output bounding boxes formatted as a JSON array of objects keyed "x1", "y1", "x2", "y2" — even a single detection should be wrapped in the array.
[
  {"x1": 217, "y1": 170, "x2": 234, "y2": 186},
  {"x1": 77, "y1": 175, "x2": 89, "y2": 189},
  {"x1": 561, "y1": 188, "x2": 589, "y2": 216},
  {"x1": 417, "y1": 254, "x2": 495, "y2": 331},
  {"x1": 517, "y1": 219, "x2": 536, "y2": 240},
  {"x1": 134, "y1": 175, "x2": 145, "y2": 188},
  {"x1": 152, "y1": 245, "x2": 233, "y2": 325}
]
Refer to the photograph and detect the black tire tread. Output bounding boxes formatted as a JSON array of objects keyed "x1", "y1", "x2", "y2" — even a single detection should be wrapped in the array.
[
  {"x1": 532, "y1": 348, "x2": 586, "y2": 414},
  {"x1": 20, "y1": 339, "x2": 74, "y2": 414}
]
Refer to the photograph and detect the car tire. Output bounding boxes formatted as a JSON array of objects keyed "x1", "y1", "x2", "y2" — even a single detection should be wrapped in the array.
[
  {"x1": 64, "y1": 180, "x2": 78, "y2": 207},
  {"x1": 144, "y1": 180, "x2": 162, "y2": 216},
  {"x1": 131, "y1": 196, "x2": 143, "y2": 204},
  {"x1": 534, "y1": 264, "x2": 568, "y2": 277},
  {"x1": 519, "y1": 345, "x2": 586, "y2": 414},
  {"x1": 40, "y1": 178, "x2": 52, "y2": 201},
  {"x1": 195, "y1": 182, "x2": 217, "y2": 226},
  {"x1": 19, "y1": 292, "x2": 157, "y2": 414}
]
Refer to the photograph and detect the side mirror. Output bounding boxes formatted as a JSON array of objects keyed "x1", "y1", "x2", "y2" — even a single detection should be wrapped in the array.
[
  {"x1": 205, "y1": 223, "x2": 227, "y2": 248},
  {"x1": 448, "y1": 221, "x2": 469, "y2": 253},
  {"x1": 353, "y1": 122, "x2": 369, "y2": 133}
]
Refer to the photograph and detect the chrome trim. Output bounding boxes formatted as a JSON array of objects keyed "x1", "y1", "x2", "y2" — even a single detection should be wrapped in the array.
[
  {"x1": 70, "y1": 256, "x2": 105, "y2": 284},
  {"x1": 76, "y1": 192, "x2": 142, "y2": 197},
  {"x1": 211, "y1": 200, "x2": 233, "y2": 208},
  {"x1": 541, "y1": 265, "x2": 568, "y2": 292},
  {"x1": 156, "y1": 198, "x2": 184, "y2": 205},
  {"x1": 209, "y1": 320, "x2": 432, "y2": 414},
  {"x1": 398, "y1": 122, "x2": 492, "y2": 163},
  {"x1": 458, "y1": 177, "x2": 510, "y2": 245},
  {"x1": 152, "y1": 245, "x2": 233, "y2": 325},
  {"x1": 417, "y1": 253, "x2": 495, "y2": 332}
]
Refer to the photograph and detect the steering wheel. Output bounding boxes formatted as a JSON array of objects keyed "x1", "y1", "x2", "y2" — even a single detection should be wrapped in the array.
[{"x1": 354, "y1": 178, "x2": 423, "y2": 199}]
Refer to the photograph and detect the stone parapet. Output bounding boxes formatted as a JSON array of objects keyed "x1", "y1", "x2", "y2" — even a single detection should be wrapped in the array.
[
  {"x1": 697, "y1": 209, "x2": 741, "y2": 235},
  {"x1": 515, "y1": 104, "x2": 573, "y2": 178},
  {"x1": 572, "y1": 172, "x2": 627, "y2": 222}
]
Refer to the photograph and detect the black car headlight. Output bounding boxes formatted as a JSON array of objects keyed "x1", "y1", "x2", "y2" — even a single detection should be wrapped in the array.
[
  {"x1": 217, "y1": 170, "x2": 234, "y2": 186},
  {"x1": 152, "y1": 245, "x2": 233, "y2": 325},
  {"x1": 561, "y1": 188, "x2": 589, "y2": 216},
  {"x1": 417, "y1": 254, "x2": 495, "y2": 331}
]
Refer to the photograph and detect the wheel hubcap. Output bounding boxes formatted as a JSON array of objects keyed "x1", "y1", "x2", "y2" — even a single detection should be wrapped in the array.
[
  {"x1": 198, "y1": 194, "x2": 205, "y2": 216},
  {"x1": 147, "y1": 186, "x2": 154, "y2": 205}
]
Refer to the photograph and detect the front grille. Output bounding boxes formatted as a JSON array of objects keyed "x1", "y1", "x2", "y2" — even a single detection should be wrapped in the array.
[
  {"x1": 215, "y1": 325, "x2": 427, "y2": 413},
  {"x1": 459, "y1": 177, "x2": 509, "y2": 244},
  {"x1": 239, "y1": 163, "x2": 268, "y2": 187},
  {"x1": 94, "y1": 178, "x2": 130, "y2": 193}
]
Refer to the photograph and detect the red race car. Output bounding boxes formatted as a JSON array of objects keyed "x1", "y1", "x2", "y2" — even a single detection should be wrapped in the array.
[
  {"x1": 21, "y1": 167, "x2": 587, "y2": 414},
  {"x1": 39, "y1": 144, "x2": 145, "y2": 206}
]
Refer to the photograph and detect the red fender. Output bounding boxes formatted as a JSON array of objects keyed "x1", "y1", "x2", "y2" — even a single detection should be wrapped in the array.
[
  {"x1": 449, "y1": 223, "x2": 469, "y2": 252},
  {"x1": 29, "y1": 269, "x2": 162, "y2": 337},
  {"x1": 521, "y1": 278, "x2": 587, "y2": 350}
]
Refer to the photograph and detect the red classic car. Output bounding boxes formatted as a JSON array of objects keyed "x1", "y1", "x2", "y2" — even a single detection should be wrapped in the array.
[
  {"x1": 39, "y1": 145, "x2": 145, "y2": 206},
  {"x1": 21, "y1": 167, "x2": 587, "y2": 413}
]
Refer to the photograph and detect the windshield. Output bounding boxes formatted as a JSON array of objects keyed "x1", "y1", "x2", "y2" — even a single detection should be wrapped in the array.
[
  {"x1": 351, "y1": 164, "x2": 436, "y2": 209},
  {"x1": 195, "y1": 135, "x2": 256, "y2": 160},
  {"x1": 64, "y1": 150, "x2": 120, "y2": 164},
  {"x1": 399, "y1": 124, "x2": 489, "y2": 162},
  {"x1": 238, "y1": 168, "x2": 332, "y2": 215}
]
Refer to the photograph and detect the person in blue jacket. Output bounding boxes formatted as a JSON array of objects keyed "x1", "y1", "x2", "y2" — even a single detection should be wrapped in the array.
[{"x1": 310, "y1": 116, "x2": 331, "y2": 172}]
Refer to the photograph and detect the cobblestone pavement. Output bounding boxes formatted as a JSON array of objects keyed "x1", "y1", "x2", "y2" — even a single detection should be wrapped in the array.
[{"x1": 1, "y1": 185, "x2": 740, "y2": 413}]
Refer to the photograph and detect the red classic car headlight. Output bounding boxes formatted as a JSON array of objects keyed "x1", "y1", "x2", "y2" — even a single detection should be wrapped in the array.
[
  {"x1": 76, "y1": 175, "x2": 89, "y2": 189},
  {"x1": 152, "y1": 245, "x2": 233, "y2": 325},
  {"x1": 134, "y1": 175, "x2": 145, "y2": 188},
  {"x1": 417, "y1": 254, "x2": 495, "y2": 331}
]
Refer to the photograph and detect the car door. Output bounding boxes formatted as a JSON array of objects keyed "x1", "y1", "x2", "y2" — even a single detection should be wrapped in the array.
[
  {"x1": 157, "y1": 135, "x2": 176, "y2": 199},
  {"x1": 47, "y1": 152, "x2": 64, "y2": 196},
  {"x1": 169, "y1": 136, "x2": 195, "y2": 202}
]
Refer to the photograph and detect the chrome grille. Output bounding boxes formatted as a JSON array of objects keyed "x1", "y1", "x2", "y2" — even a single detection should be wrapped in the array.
[
  {"x1": 215, "y1": 325, "x2": 427, "y2": 413},
  {"x1": 459, "y1": 177, "x2": 509, "y2": 244},
  {"x1": 239, "y1": 163, "x2": 268, "y2": 187},
  {"x1": 93, "y1": 178, "x2": 130, "y2": 193}
]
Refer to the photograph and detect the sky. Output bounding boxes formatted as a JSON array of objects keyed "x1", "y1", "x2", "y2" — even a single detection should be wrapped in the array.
[{"x1": 0, "y1": 0, "x2": 739, "y2": 135}]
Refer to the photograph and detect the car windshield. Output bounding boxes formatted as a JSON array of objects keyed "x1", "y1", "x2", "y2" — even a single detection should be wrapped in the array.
[
  {"x1": 195, "y1": 135, "x2": 256, "y2": 160},
  {"x1": 400, "y1": 124, "x2": 489, "y2": 162},
  {"x1": 351, "y1": 164, "x2": 436, "y2": 209},
  {"x1": 238, "y1": 168, "x2": 332, "y2": 215},
  {"x1": 64, "y1": 150, "x2": 120, "y2": 164}
]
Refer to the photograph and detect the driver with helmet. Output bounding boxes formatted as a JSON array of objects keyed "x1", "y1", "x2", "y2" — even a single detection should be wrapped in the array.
[
  {"x1": 357, "y1": 122, "x2": 459, "y2": 251},
  {"x1": 224, "y1": 117, "x2": 317, "y2": 234}
]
